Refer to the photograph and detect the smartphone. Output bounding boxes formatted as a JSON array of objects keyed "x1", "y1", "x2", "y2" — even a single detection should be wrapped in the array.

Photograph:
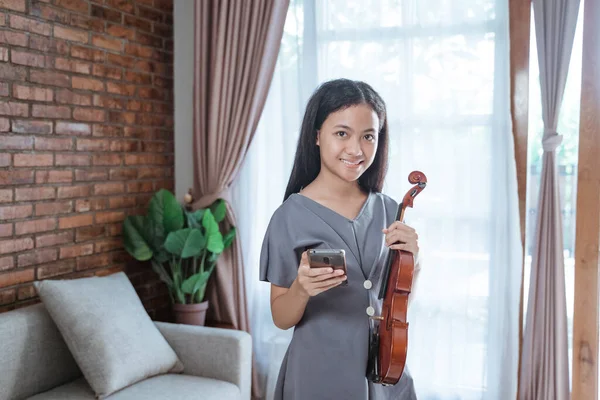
[{"x1": 307, "y1": 249, "x2": 348, "y2": 286}]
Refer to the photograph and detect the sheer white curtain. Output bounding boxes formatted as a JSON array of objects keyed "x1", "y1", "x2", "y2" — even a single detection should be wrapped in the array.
[{"x1": 232, "y1": 1, "x2": 522, "y2": 399}]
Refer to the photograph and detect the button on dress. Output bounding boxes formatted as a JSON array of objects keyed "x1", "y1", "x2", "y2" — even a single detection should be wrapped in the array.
[{"x1": 259, "y1": 191, "x2": 418, "y2": 400}]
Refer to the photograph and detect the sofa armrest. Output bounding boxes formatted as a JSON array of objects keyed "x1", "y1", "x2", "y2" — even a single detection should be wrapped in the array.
[{"x1": 155, "y1": 322, "x2": 252, "y2": 399}]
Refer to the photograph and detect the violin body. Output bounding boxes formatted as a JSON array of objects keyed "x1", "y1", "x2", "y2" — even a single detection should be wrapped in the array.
[{"x1": 367, "y1": 171, "x2": 427, "y2": 386}]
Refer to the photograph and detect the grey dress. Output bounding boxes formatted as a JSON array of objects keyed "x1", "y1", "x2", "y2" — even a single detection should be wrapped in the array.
[{"x1": 259, "y1": 191, "x2": 417, "y2": 400}]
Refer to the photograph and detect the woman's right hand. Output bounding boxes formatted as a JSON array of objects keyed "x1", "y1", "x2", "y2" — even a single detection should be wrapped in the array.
[{"x1": 294, "y1": 251, "x2": 347, "y2": 297}]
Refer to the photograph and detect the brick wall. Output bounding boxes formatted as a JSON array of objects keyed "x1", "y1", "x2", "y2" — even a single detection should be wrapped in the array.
[{"x1": 0, "y1": 0, "x2": 174, "y2": 320}]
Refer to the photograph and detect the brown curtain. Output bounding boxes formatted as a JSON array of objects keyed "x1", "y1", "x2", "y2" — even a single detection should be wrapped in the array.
[
  {"x1": 518, "y1": 0, "x2": 580, "y2": 399},
  {"x1": 193, "y1": 0, "x2": 289, "y2": 398}
]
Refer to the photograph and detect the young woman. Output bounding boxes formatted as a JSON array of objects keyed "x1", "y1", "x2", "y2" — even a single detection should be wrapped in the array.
[{"x1": 259, "y1": 79, "x2": 421, "y2": 400}]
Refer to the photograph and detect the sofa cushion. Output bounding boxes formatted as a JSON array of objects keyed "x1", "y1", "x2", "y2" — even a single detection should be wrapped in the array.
[
  {"x1": 27, "y1": 375, "x2": 241, "y2": 400},
  {"x1": 34, "y1": 272, "x2": 183, "y2": 399},
  {"x1": 0, "y1": 304, "x2": 81, "y2": 400}
]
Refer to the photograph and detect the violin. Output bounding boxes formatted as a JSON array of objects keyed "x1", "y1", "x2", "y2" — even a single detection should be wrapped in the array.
[{"x1": 366, "y1": 170, "x2": 427, "y2": 385}]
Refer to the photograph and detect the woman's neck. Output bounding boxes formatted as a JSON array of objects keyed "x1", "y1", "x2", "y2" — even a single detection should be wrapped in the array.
[{"x1": 304, "y1": 170, "x2": 364, "y2": 200}]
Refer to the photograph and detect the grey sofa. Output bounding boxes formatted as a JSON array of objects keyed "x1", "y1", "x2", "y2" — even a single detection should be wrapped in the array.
[{"x1": 0, "y1": 303, "x2": 252, "y2": 400}]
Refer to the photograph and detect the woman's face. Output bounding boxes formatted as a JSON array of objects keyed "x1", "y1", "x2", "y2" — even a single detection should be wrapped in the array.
[{"x1": 316, "y1": 104, "x2": 380, "y2": 184}]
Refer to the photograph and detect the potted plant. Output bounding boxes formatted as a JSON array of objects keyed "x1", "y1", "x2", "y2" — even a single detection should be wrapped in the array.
[{"x1": 122, "y1": 188, "x2": 236, "y2": 326}]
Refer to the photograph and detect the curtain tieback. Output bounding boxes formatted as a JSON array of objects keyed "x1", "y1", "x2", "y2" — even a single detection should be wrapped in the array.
[
  {"x1": 192, "y1": 186, "x2": 231, "y2": 209},
  {"x1": 542, "y1": 130, "x2": 562, "y2": 152}
]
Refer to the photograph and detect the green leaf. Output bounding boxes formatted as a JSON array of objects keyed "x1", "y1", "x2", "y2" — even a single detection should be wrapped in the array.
[
  {"x1": 123, "y1": 216, "x2": 153, "y2": 261},
  {"x1": 149, "y1": 189, "x2": 184, "y2": 239},
  {"x1": 185, "y1": 210, "x2": 201, "y2": 229},
  {"x1": 164, "y1": 228, "x2": 205, "y2": 259},
  {"x1": 181, "y1": 271, "x2": 210, "y2": 296},
  {"x1": 202, "y1": 209, "x2": 224, "y2": 254},
  {"x1": 211, "y1": 199, "x2": 227, "y2": 223},
  {"x1": 223, "y1": 227, "x2": 236, "y2": 249}
]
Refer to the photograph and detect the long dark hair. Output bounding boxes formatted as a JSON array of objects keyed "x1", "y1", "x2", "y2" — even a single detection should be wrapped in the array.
[{"x1": 283, "y1": 78, "x2": 389, "y2": 201}]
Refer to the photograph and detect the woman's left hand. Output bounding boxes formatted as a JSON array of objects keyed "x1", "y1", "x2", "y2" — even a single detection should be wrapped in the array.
[{"x1": 382, "y1": 221, "x2": 419, "y2": 257}]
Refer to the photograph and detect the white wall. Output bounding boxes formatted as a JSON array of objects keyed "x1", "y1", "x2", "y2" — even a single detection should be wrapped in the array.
[{"x1": 173, "y1": 0, "x2": 194, "y2": 200}]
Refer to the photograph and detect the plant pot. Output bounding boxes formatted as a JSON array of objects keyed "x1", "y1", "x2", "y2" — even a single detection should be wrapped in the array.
[{"x1": 172, "y1": 301, "x2": 209, "y2": 326}]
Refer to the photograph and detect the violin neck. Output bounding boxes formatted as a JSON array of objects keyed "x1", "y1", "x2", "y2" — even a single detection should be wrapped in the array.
[{"x1": 378, "y1": 202, "x2": 405, "y2": 299}]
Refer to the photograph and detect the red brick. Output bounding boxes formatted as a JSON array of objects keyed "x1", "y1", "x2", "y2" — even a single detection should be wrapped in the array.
[
  {"x1": 29, "y1": 3, "x2": 70, "y2": 24},
  {"x1": 0, "y1": 223, "x2": 12, "y2": 237},
  {"x1": 55, "y1": 0, "x2": 89, "y2": 13},
  {"x1": 0, "y1": 205, "x2": 32, "y2": 220},
  {"x1": 91, "y1": 5, "x2": 122, "y2": 23},
  {"x1": 0, "y1": 118, "x2": 8, "y2": 132},
  {"x1": 56, "y1": 121, "x2": 91, "y2": 136},
  {"x1": 36, "y1": 259, "x2": 75, "y2": 279},
  {"x1": 54, "y1": 25, "x2": 88, "y2": 43},
  {"x1": 0, "y1": 13, "x2": 4, "y2": 27},
  {"x1": 95, "y1": 211, "x2": 125, "y2": 224},
  {"x1": 69, "y1": 14, "x2": 104, "y2": 33},
  {"x1": 93, "y1": 125, "x2": 122, "y2": 137},
  {"x1": 13, "y1": 84, "x2": 53, "y2": 101},
  {"x1": 72, "y1": 76, "x2": 104, "y2": 91},
  {"x1": 109, "y1": 168, "x2": 137, "y2": 180},
  {"x1": 32, "y1": 104, "x2": 70, "y2": 119},
  {"x1": 10, "y1": 15, "x2": 52, "y2": 36},
  {"x1": 35, "y1": 170, "x2": 73, "y2": 183},
  {"x1": 135, "y1": 31, "x2": 162, "y2": 48},
  {"x1": 75, "y1": 198, "x2": 108, "y2": 212},
  {"x1": 0, "y1": 0, "x2": 26, "y2": 12},
  {"x1": 57, "y1": 185, "x2": 91, "y2": 198},
  {"x1": 30, "y1": 70, "x2": 70, "y2": 88},
  {"x1": 95, "y1": 238, "x2": 122, "y2": 253},
  {"x1": 54, "y1": 57, "x2": 91, "y2": 74},
  {"x1": 94, "y1": 182, "x2": 124, "y2": 195},
  {"x1": 93, "y1": 154, "x2": 121, "y2": 166},
  {"x1": 36, "y1": 231, "x2": 72, "y2": 248},
  {"x1": 108, "y1": 196, "x2": 136, "y2": 210},
  {"x1": 35, "y1": 201, "x2": 72, "y2": 216},
  {"x1": 18, "y1": 248, "x2": 58, "y2": 267},
  {"x1": 12, "y1": 120, "x2": 52, "y2": 134},
  {"x1": 0, "y1": 268, "x2": 34, "y2": 288},
  {"x1": 1, "y1": 65, "x2": 26, "y2": 83},
  {"x1": 106, "y1": 53, "x2": 135, "y2": 68},
  {"x1": 71, "y1": 45, "x2": 104, "y2": 62},
  {"x1": 17, "y1": 285, "x2": 35, "y2": 300},
  {"x1": 29, "y1": 35, "x2": 69, "y2": 55},
  {"x1": 0, "y1": 190, "x2": 12, "y2": 203},
  {"x1": 106, "y1": 23, "x2": 135, "y2": 40},
  {"x1": 124, "y1": 15, "x2": 151, "y2": 32},
  {"x1": 105, "y1": 0, "x2": 135, "y2": 13},
  {"x1": 13, "y1": 154, "x2": 53, "y2": 167},
  {"x1": 75, "y1": 225, "x2": 105, "y2": 242},
  {"x1": 76, "y1": 138, "x2": 110, "y2": 151},
  {"x1": 0, "y1": 136, "x2": 34, "y2": 150},
  {"x1": 127, "y1": 181, "x2": 153, "y2": 193},
  {"x1": 108, "y1": 111, "x2": 135, "y2": 124},
  {"x1": 76, "y1": 252, "x2": 110, "y2": 271},
  {"x1": 0, "y1": 80, "x2": 7, "y2": 95},
  {"x1": 0, "y1": 170, "x2": 34, "y2": 185},
  {"x1": 93, "y1": 94, "x2": 124, "y2": 109},
  {"x1": 73, "y1": 108, "x2": 105, "y2": 122},
  {"x1": 35, "y1": 137, "x2": 73, "y2": 151},
  {"x1": 60, "y1": 243, "x2": 93, "y2": 259},
  {"x1": 0, "y1": 238, "x2": 34, "y2": 255},
  {"x1": 56, "y1": 89, "x2": 92, "y2": 106},
  {"x1": 12, "y1": 49, "x2": 48, "y2": 68},
  {"x1": 137, "y1": 5, "x2": 163, "y2": 22},
  {"x1": 0, "y1": 29, "x2": 28, "y2": 47},
  {"x1": 0, "y1": 101, "x2": 28, "y2": 117},
  {"x1": 106, "y1": 82, "x2": 135, "y2": 96},
  {"x1": 15, "y1": 187, "x2": 55, "y2": 201},
  {"x1": 0, "y1": 288, "x2": 16, "y2": 305},
  {"x1": 0, "y1": 256, "x2": 14, "y2": 272},
  {"x1": 124, "y1": 71, "x2": 151, "y2": 85},
  {"x1": 92, "y1": 34, "x2": 122, "y2": 51},
  {"x1": 59, "y1": 214, "x2": 93, "y2": 229},
  {"x1": 91, "y1": 64, "x2": 121, "y2": 80},
  {"x1": 74, "y1": 169, "x2": 108, "y2": 181},
  {"x1": 55, "y1": 154, "x2": 90, "y2": 166},
  {"x1": 15, "y1": 218, "x2": 56, "y2": 235},
  {"x1": 109, "y1": 140, "x2": 138, "y2": 152}
]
